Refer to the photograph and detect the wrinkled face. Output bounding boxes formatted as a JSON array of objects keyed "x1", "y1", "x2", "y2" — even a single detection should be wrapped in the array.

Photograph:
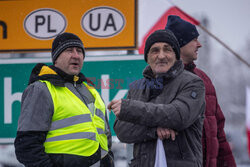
[
  {"x1": 180, "y1": 38, "x2": 202, "y2": 64},
  {"x1": 55, "y1": 47, "x2": 84, "y2": 75},
  {"x1": 147, "y1": 42, "x2": 176, "y2": 76}
]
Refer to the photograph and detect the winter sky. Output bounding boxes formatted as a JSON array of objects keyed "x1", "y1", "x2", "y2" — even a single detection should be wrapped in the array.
[{"x1": 139, "y1": 0, "x2": 250, "y2": 52}]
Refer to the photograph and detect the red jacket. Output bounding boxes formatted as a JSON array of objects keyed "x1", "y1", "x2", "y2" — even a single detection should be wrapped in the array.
[{"x1": 185, "y1": 63, "x2": 236, "y2": 167}]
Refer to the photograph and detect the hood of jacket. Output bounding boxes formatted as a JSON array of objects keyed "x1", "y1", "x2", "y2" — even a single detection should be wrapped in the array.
[{"x1": 28, "y1": 63, "x2": 91, "y2": 87}]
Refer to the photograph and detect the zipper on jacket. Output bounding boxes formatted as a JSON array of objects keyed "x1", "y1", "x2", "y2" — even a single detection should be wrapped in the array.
[
  {"x1": 176, "y1": 137, "x2": 184, "y2": 159},
  {"x1": 73, "y1": 75, "x2": 79, "y2": 87},
  {"x1": 71, "y1": 82, "x2": 93, "y2": 115}
]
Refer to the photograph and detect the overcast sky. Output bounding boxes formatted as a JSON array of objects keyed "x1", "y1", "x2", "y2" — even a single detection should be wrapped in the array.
[{"x1": 138, "y1": 0, "x2": 250, "y2": 52}]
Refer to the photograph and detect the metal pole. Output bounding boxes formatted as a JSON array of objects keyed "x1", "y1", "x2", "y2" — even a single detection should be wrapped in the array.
[{"x1": 198, "y1": 24, "x2": 250, "y2": 68}]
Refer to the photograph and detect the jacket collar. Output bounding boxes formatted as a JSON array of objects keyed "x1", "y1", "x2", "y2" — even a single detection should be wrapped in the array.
[
  {"x1": 184, "y1": 62, "x2": 196, "y2": 73},
  {"x1": 142, "y1": 60, "x2": 184, "y2": 100},
  {"x1": 28, "y1": 63, "x2": 88, "y2": 87},
  {"x1": 143, "y1": 60, "x2": 184, "y2": 82}
]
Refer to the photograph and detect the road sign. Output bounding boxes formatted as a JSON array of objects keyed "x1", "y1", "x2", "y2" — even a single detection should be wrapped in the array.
[
  {"x1": 0, "y1": 55, "x2": 146, "y2": 143},
  {"x1": 0, "y1": 0, "x2": 137, "y2": 52}
]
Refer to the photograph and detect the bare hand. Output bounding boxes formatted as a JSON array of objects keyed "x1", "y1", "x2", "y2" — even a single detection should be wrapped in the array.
[
  {"x1": 107, "y1": 99, "x2": 122, "y2": 116},
  {"x1": 157, "y1": 127, "x2": 178, "y2": 141}
]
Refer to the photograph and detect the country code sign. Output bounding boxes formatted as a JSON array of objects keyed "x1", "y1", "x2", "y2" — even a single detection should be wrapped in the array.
[{"x1": 0, "y1": 0, "x2": 137, "y2": 52}]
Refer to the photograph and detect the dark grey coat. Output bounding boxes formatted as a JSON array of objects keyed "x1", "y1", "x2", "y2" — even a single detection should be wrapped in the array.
[{"x1": 114, "y1": 61, "x2": 205, "y2": 167}]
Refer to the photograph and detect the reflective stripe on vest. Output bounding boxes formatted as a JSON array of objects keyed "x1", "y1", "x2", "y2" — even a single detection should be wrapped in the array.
[
  {"x1": 83, "y1": 83, "x2": 108, "y2": 153},
  {"x1": 49, "y1": 114, "x2": 104, "y2": 135},
  {"x1": 46, "y1": 132, "x2": 96, "y2": 142},
  {"x1": 41, "y1": 80, "x2": 108, "y2": 157},
  {"x1": 49, "y1": 114, "x2": 92, "y2": 131}
]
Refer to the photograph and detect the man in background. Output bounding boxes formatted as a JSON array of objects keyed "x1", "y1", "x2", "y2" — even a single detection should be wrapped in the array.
[{"x1": 165, "y1": 15, "x2": 236, "y2": 167}]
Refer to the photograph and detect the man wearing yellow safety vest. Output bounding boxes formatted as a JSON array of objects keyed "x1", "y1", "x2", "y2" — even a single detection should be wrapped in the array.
[{"x1": 14, "y1": 32, "x2": 114, "y2": 167}]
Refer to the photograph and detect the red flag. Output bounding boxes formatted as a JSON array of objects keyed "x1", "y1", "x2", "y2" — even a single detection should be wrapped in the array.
[
  {"x1": 139, "y1": 3, "x2": 200, "y2": 54},
  {"x1": 246, "y1": 87, "x2": 250, "y2": 158}
]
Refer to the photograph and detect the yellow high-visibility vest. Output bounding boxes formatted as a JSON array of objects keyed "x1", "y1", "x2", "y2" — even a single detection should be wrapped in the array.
[{"x1": 41, "y1": 80, "x2": 108, "y2": 157}]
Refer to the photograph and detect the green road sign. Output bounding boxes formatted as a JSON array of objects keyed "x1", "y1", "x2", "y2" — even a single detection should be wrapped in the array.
[{"x1": 0, "y1": 55, "x2": 147, "y2": 143}]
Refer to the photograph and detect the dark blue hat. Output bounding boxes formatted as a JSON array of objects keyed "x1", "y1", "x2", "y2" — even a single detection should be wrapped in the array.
[
  {"x1": 165, "y1": 15, "x2": 199, "y2": 47},
  {"x1": 144, "y1": 29, "x2": 180, "y2": 62},
  {"x1": 51, "y1": 32, "x2": 85, "y2": 64}
]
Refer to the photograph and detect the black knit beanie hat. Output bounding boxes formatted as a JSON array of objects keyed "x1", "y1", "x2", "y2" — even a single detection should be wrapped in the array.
[
  {"x1": 165, "y1": 15, "x2": 199, "y2": 47},
  {"x1": 144, "y1": 29, "x2": 180, "y2": 62},
  {"x1": 51, "y1": 32, "x2": 85, "y2": 64}
]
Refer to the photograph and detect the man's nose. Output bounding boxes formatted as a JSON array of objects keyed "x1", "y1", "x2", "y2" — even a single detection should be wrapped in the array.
[
  {"x1": 197, "y1": 40, "x2": 202, "y2": 48},
  {"x1": 158, "y1": 50, "x2": 166, "y2": 59},
  {"x1": 72, "y1": 48, "x2": 81, "y2": 58}
]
